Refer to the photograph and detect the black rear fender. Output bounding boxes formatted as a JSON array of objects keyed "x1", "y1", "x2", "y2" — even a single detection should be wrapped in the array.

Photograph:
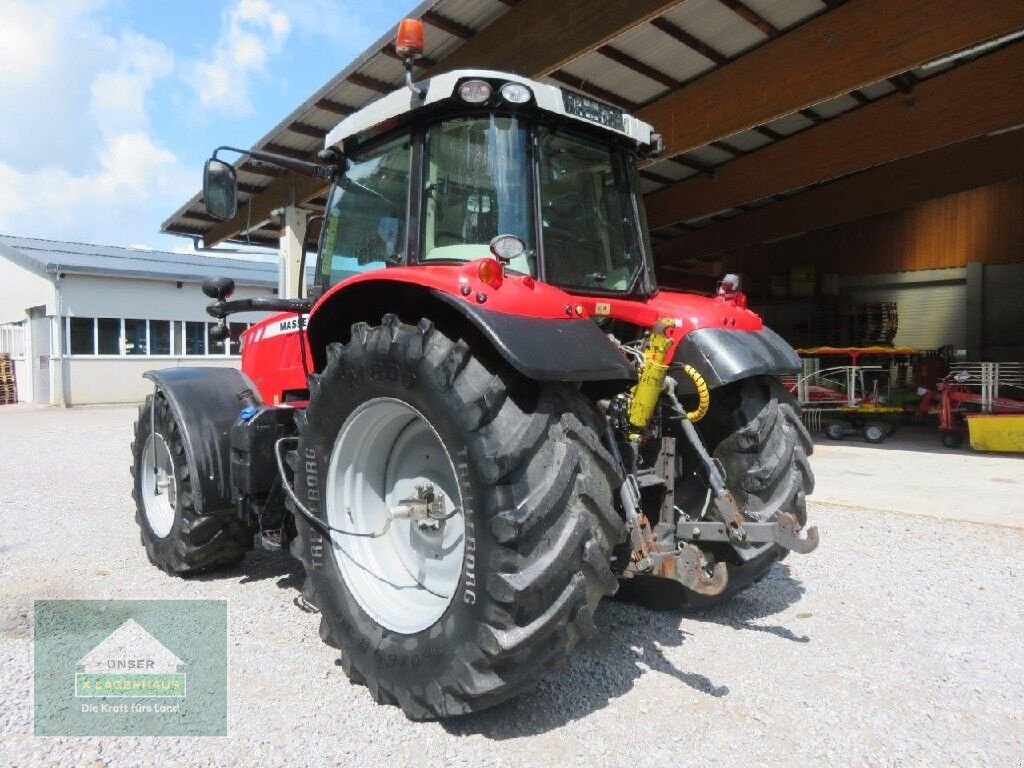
[
  {"x1": 305, "y1": 282, "x2": 634, "y2": 383},
  {"x1": 672, "y1": 327, "x2": 801, "y2": 389}
]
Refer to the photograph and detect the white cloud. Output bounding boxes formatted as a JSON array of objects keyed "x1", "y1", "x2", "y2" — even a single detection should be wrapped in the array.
[
  {"x1": 90, "y1": 32, "x2": 174, "y2": 139},
  {"x1": 0, "y1": 1, "x2": 189, "y2": 247},
  {"x1": 0, "y1": 132, "x2": 193, "y2": 245},
  {"x1": 274, "y1": 0, "x2": 372, "y2": 48},
  {"x1": 186, "y1": 0, "x2": 291, "y2": 115}
]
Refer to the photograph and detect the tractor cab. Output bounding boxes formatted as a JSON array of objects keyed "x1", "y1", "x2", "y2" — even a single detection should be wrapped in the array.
[{"x1": 311, "y1": 68, "x2": 662, "y2": 300}]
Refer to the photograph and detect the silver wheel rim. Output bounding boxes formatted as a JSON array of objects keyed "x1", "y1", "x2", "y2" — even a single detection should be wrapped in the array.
[
  {"x1": 866, "y1": 425, "x2": 884, "y2": 441},
  {"x1": 326, "y1": 398, "x2": 465, "y2": 635},
  {"x1": 141, "y1": 433, "x2": 176, "y2": 538}
]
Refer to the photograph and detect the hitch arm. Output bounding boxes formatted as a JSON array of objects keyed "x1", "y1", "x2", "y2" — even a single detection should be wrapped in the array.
[{"x1": 678, "y1": 512, "x2": 820, "y2": 555}]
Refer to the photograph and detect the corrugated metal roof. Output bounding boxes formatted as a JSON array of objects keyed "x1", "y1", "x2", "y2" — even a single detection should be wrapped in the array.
[
  {"x1": 161, "y1": 0, "x2": 1020, "y2": 254},
  {"x1": 0, "y1": 234, "x2": 283, "y2": 287}
]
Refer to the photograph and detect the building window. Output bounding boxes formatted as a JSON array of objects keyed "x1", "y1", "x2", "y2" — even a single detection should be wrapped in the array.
[
  {"x1": 124, "y1": 319, "x2": 147, "y2": 355},
  {"x1": 184, "y1": 321, "x2": 206, "y2": 355},
  {"x1": 64, "y1": 317, "x2": 247, "y2": 357},
  {"x1": 97, "y1": 318, "x2": 120, "y2": 355},
  {"x1": 69, "y1": 317, "x2": 95, "y2": 355},
  {"x1": 207, "y1": 323, "x2": 225, "y2": 355},
  {"x1": 150, "y1": 320, "x2": 171, "y2": 355},
  {"x1": 228, "y1": 322, "x2": 247, "y2": 355}
]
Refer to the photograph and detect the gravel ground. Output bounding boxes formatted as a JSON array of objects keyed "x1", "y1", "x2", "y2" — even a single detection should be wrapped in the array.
[{"x1": 1, "y1": 405, "x2": 1022, "y2": 767}]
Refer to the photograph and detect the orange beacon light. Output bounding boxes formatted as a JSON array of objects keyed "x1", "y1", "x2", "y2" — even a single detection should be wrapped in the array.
[{"x1": 396, "y1": 18, "x2": 425, "y2": 59}]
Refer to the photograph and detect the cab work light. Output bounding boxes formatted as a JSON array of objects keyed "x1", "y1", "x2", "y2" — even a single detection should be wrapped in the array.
[
  {"x1": 499, "y1": 83, "x2": 531, "y2": 104},
  {"x1": 458, "y1": 80, "x2": 492, "y2": 103}
]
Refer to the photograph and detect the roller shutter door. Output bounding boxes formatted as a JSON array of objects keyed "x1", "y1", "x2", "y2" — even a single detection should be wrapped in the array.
[{"x1": 847, "y1": 281, "x2": 966, "y2": 350}]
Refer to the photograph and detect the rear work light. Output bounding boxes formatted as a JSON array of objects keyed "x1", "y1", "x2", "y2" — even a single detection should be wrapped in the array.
[
  {"x1": 459, "y1": 80, "x2": 492, "y2": 103},
  {"x1": 489, "y1": 234, "x2": 525, "y2": 263},
  {"x1": 499, "y1": 83, "x2": 531, "y2": 104}
]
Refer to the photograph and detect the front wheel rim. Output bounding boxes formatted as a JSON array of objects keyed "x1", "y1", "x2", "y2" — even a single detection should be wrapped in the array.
[
  {"x1": 140, "y1": 433, "x2": 176, "y2": 538},
  {"x1": 326, "y1": 397, "x2": 466, "y2": 635}
]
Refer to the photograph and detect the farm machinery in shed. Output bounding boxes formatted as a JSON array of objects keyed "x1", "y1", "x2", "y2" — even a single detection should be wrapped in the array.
[
  {"x1": 788, "y1": 346, "x2": 915, "y2": 443},
  {"x1": 130, "y1": 19, "x2": 817, "y2": 719}
]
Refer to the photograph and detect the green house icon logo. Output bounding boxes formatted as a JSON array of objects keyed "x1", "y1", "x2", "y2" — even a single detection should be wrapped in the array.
[{"x1": 75, "y1": 619, "x2": 186, "y2": 698}]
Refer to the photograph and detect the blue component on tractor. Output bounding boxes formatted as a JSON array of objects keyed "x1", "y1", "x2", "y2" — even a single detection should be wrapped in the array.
[{"x1": 240, "y1": 405, "x2": 259, "y2": 421}]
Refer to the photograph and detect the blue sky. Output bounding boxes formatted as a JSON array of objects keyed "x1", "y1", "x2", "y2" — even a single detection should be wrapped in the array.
[{"x1": 0, "y1": 0, "x2": 412, "y2": 252}]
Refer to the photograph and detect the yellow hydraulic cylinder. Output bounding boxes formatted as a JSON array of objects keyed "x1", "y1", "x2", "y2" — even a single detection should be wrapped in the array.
[{"x1": 627, "y1": 319, "x2": 676, "y2": 439}]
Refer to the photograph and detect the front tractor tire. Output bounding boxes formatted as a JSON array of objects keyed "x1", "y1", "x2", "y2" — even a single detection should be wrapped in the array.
[
  {"x1": 130, "y1": 394, "x2": 253, "y2": 574},
  {"x1": 291, "y1": 316, "x2": 624, "y2": 719}
]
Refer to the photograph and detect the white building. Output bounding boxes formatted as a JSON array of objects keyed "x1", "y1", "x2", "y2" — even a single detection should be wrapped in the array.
[{"x1": 0, "y1": 235, "x2": 288, "y2": 406}]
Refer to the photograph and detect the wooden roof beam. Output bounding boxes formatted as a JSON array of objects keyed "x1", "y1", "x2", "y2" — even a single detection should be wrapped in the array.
[
  {"x1": 315, "y1": 98, "x2": 355, "y2": 116},
  {"x1": 668, "y1": 156, "x2": 716, "y2": 176},
  {"x1": 718, "y1": 0, "x2": 778, "y2": 38},
  {"x1": 237, "y1": 182, "x2": 266, "y2": 195},
  {"x1": 421, "y1": 11, "x2": 475, "y2": 40},
  {"x1": 637, "y1": 0, "x2": 1024, "y2": 163},
  {"x1": 287, "y1": 122, "x2": 327, "y2": 139},
  {"x1": 643, "y1": 42, "x2": 1024, "y2": 229},
  {"x1": 649, "y1": 17, "x2": 729, "y2": 66},
  {"x1": 596, "y1": 45, "x2": 682, "y2": 89},
  {"x1": 654, "y1": 128, "x2": 1024, "y2": 263},
  {"x1": 347, "y1": 72, "x2": 392, "y2": 94},
  {"x1": 423, "y1": 0, "x2": 680, "y2": 78}
]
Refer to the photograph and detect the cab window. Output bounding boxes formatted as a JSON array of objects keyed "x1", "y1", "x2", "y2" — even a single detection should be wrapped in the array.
[
  {"x1": 421, "y1": 116, "x2": 535, "y2": 275},
  {"x1": 319, "y1": 137, "x2": 411, "y2": 287}
]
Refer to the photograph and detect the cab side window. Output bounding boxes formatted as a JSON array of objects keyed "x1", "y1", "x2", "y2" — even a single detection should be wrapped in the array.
[{"x1": 320, "y1": 137, "x2": 411, "y2": 287}]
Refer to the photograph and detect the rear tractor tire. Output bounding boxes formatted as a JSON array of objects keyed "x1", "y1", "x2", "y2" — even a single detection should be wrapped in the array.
[
  {"x1": 130, "y1": 394, "x2": 253, "y2": 574},
  {"x1": 619, "y1": 376, "x2": 814, "y2": 610},
  {"x1": 290, "y1": 315, "x2": 624, "y2": 719}
]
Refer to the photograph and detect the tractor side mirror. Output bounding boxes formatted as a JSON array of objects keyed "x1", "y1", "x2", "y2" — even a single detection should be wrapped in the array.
[
  {"x1": 203, "y1": 158, "x2": 238, "y2": 220},
  {"x1": 202, "y1": 276, "x2": 235, "y2": 300}
]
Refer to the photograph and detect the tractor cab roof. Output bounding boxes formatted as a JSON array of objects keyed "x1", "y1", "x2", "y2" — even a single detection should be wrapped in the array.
[{"x1": 324, "y1": 69, "x2": 657, "y2": 154}]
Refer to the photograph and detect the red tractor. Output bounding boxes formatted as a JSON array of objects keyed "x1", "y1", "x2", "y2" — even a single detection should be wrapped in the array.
[{"x1": 131, "y1": 19, "x2": 816, "y2": 719}]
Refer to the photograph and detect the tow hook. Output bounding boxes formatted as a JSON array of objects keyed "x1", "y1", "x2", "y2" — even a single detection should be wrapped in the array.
[
  {"x1": 619, "y1": 475, "x2": 730, "y2": 596},
  {"x1": 673, "y1": 544, "x2": 729, "y2": 596}
]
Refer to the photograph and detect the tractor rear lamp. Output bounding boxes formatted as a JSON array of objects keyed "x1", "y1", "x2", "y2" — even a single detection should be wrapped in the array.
[
  {"x1": 477, "y1": 258, "x2": 503, "y2": 289},
  {"x1": 458, "y1": 80, "x2": 492, "y2": 103},
  {"x1": 499, "y1": 82, "x2": 531, "y2": 104},
  {"x1": 395, "y1": 18, "x2": 425, "y2": 58}
]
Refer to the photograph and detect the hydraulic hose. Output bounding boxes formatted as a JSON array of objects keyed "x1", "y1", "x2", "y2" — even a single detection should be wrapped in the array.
[{"x1": 678, "y1": 364, "x2": 710, "y2": 422}]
